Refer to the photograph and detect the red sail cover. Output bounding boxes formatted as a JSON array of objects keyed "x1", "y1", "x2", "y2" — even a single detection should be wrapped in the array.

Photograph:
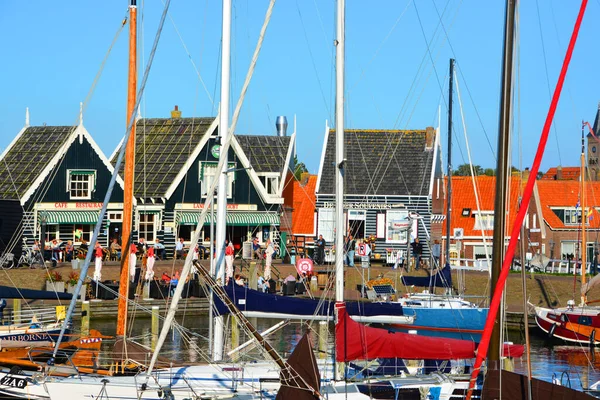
[{"x1": 335, "y1": 303, "x2": 476, "y2": 362}]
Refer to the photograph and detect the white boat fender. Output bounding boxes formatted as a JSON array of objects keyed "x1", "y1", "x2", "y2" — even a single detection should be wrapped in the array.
[{"x1": 548, "y1": 323, "x2": 556, "y2": 338}]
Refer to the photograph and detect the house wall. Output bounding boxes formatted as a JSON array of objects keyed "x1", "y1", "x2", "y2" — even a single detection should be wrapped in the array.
[{"x1": 0, "y1": 200, "x2": 23, "y2": 257}]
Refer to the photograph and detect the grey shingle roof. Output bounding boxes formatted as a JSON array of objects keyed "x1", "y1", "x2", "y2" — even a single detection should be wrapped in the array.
[
  {"x1": 319, "y1": 129, "x2": 434, "y2": 196},
  {"x1": 0, "y1": 126, "x2": 76, "y2": 200},
  {"x1": 236, "y1": 135, "x2": 290, "y2": 174},
  {"x1": 111, "y1": 117, "x2": 215, "y2": 198}
]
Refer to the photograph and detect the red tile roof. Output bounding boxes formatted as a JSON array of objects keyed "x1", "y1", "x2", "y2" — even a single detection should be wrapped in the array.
[
  {"x1": 442, "y1": 176, "x2": 521, "y2": 237},
  {"x1": 536, "y1": 180, "x2": 600, "y2": 229},
  {"x1": 541, "y1": 167, "x2": 580, "y2": 180},
  {"x1": 292, "y1": 175, "x2": 317, "y2": 235}
]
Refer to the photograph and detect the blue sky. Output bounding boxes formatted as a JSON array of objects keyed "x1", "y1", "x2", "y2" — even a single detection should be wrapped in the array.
[{"x1": 1, "y1": 1, "x2": 599, "y2": 175}]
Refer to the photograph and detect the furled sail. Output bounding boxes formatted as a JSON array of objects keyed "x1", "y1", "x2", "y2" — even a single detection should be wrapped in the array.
[{"x1": 276, "y1": 331, "x2": 320, "y2": 400}]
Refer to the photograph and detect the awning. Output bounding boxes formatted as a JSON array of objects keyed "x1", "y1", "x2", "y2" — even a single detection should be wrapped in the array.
[
  {"x1": 39, "y1": 211, "x2": 100, "y2": 224},
  {"x1": 177, "y1": 211, "x2": 280, "y2": 226}
]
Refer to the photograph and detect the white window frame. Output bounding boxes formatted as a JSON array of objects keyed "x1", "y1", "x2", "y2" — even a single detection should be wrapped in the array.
[
  {"x1": 376, "y1": 213, "x2": 386, "y2": 238},
  {"x1": 67, "y1": 170, "x2": 96, "y2": 200},
  {"x1": 108, "y1": 212, "x2": 123, "y2": 222},
  {"x1": 385, "y1": 210, "x2": 412, "y2": 244},
  {"x1": 474, "y1": 211, "x2": 494, "y2": 230},
  {"x1": 200, "y1": 162, "x2": 235, "y2": 198},
  {"x1": 71, "y1": 224, "x2": 93, "y2": 244},
  {"x1": 258, "y1": 173, "x2": 280, "y2": 195},
  {"x1": 138, "y1": 213, "x2": 157, "y2": 242},
  {"x1": 560, "y1": 241, "x2": 577, "y2": 259},
  {"x1": 348, "y1": 210, "x2": 366, "y2": 239},
  {"x1": 318, "y1": 208, "x2": 335, "y2": 242}
]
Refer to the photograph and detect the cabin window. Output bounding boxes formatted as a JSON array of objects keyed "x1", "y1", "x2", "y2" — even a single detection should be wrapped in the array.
[
  {"x1": 200, "y1": 162, "x2": 235, "y2": 198},
  {"x1": 348, "y1": 210, "x2": 366, "y2": 239},
  {"x1": 385, "y1": 210, "x2": 412, "y2": 244},
  {"x1": 474, "y1": 213, "x2": 494, "y2": 230},
  {"x1": 578, "y1": 316, "x2": 592, "y2": 326},
  {"x1": 138, "y1": 213, "x2": 157, "y2": 242},
  {"x1": 68, "y1": 170, "x2": 96, "y2": 200},
  {"x1": 317, "y1": 208, "x2": 335, "y2": 242}
]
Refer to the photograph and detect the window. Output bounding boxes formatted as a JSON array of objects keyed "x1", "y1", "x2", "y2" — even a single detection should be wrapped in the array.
[
  {"x1": 318, "y1": 209, "x2": 335, "y2": 242},
  {"x1": 348, "y1": 210, "x2": 366, "y2": 239},
  {"x1": 561, "y1": 241, "x2": 576, "y2": 260},
  {"x1": 258, "y1": 175, "x2": 279, "y2": 195},
  {"x1": 71, "y1": 224, "x2": 93, "y2": 243},
  {"x1": 563, "y1": 209, "x2": 580, "y2": 225},
  {"x1": 43, "y1": 225, "x2": 59, "y2": 243},
  {"x1": 200, "y1": 162, "x2": 235, "y2": 198},
  {"x1": 385, "y1": 210, "x2": 413, "y2": 244},
  {"x1": 108, "y1": 212, "x2": 122, "y2": 222},
  {"x1": 139, "y1": 213, "x2": 156, "y2": 241},
  {"x1": 376, "y1": 213, "x2": 386, "y2": 238},
  {"x1": 68, "y1": 170, "x2": 96, "y2": 200},
  {"x1": 472, "y1": 245, "x2": 492, "y2": 260},
  {"x1": 474, "y1": 213, "x2": 494, "y2": 230}
]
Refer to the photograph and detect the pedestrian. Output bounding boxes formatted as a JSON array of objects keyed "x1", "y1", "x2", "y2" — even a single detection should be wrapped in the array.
[
  {"x1": 225, "y1": 240, "x2": 235, "y2": 284},
  {"x1": 145, "y1": 246, "x2": 155, "y2": 281},
  {"x1": 252, "y1": 237, "x2": 262, "y2": 260},
  {"x1": 411, "y1": 238, "x2": 423, "y2": 270},
  {"x1": 345, "y1": 235, "x2": 356, "y2": 267},
  {"x1": 93, "y1": 242, "x2": 103, "y2": 281},
  {"x1": 315, "y1": 234, "x2": 326, "y2": 265},
  {"x1": 592, "y1": 251, "x2": 599, "y2": 276},
  {"x1": 264, "y1": 239, "x2": 275, "y2": 280},
  {"x1": 432, "y1": 239, "x2": 441, "y2": 268},
  {"x1": 129, "y1": 245, "x2": 138, "y2": 283}
]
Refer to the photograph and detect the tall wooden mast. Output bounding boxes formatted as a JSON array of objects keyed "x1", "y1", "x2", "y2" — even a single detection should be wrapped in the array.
[{"x1": 117, "y1": 0, "x2": 137, "y2": 337}]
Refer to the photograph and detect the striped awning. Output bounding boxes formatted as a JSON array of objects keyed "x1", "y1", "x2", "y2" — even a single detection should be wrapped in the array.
[
  {"x1": 430, "y1": 214, "x2": 446, "y2": 223},
  {"x1": 177, "y1": 211, "x2": 280, "y2": 226},
  {"x1": 39, "y1": 211, "x2": 100, "y2": 224}
]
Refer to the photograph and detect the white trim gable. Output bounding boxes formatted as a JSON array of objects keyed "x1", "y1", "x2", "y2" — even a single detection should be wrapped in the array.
[
  {"x1": 108, "y1": 136, "x2": 124, "y2": 164},
  {"x1": 230, "y1": 136, "x2": 284, "y2": 205},
  {"x1": 315, "y1": 120, "x2": 329, "y2": 194},
  {"x1": 277, "y1": 131, "x2": 296, "y2": 196},
  {"x1": 163, "y1": 117, "x2": 219, "y2": 200},
  {"x1": 428, "y1": 126, "x2": 440, "y2": 198}
]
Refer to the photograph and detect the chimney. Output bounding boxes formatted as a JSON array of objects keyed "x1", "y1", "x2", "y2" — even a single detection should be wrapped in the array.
[
  {"x1": 425, "y1": 126, "x2": 435, "y2": 150},
  {"x1": 522, "y1": 167, "x2": 530, "y2": 183},
  {"x1": 300, "y1": 172, "x2": 310, "y2": 186},
  {"x1": 171, "y1": 105, "x2": 182, "y2": 119},
  {"x1": 275, "y1": 116, "x2": 288, "y2": 136},
  {"x1": 556, "y1": 165, "x2": 563, "y2": 180}
]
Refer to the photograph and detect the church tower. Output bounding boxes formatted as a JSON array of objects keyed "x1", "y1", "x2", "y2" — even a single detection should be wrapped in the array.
[{"x1": 587, "y1": 102, "x2": 600, "y2": 181}]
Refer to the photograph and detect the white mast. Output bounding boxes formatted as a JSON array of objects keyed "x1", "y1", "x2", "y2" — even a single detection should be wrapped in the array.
[
  {"x1": 334, "y1": 0, "x2": 345, "y2": 381},
  {"x1": 213, "y1": 0, "x2": 231, "y2": 362}
]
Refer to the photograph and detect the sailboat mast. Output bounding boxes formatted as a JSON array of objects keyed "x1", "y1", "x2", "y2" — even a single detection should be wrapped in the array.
[
  {"x1": 581, "y1": 122, "x2": 587, "y2": 305},
  {"x1": 213, "y1": 0, "x2": 232, "y2": 362},
  {"x1": 489, "y1": 0, "x2": 517, "y2": 366},
  {"x1": 445, "y1": 58, "x2": 454, "y2": 267},
  {"x1": 117, "y1": 0, "x2": 137, "y2": 337},
  {"x1": 334, "y1": 0, "x2": 345, "y2": 381}
]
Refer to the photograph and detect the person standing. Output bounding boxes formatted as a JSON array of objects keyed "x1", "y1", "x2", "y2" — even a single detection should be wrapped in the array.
[
  {"x1": 93, "y1": 242, "x2": 103, "y2": 281},
  {"x1": 129, "y1": 245, "x2": 138, "y2": 283},
  {"x1": 225, "y1": 240, "x2": 235, "y2": 284},
  {"x1": 592, "y1": 250, "x2": 599, "y2": 276},
  {"x1": 145, "y1": 246, "x2": 155, "y2": 281},
  {"x1": 264, "y1": 239, "x2": 275, "y2": 280},
  {"x1": 345, "y1": 235, "x2": 356, "y2": 267},
  {"x1": 252, "y1": 237, "x2": 262, "y2": 260},
  {"x1": 411, "y1": 238, "x2": 423, "y2": 270},
  {"x1": 315, "y1": 234, "x2": 326, "y2": 265},
  {"x1": 432, "y1": 239, "x2": 441, "y2": 268}
]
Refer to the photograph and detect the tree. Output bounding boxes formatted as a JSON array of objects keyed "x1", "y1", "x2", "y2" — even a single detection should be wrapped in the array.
[
  {"x1": 293, "y1": 155, "x2": 308, "y2": 181},
  {"x1": 453, "y1": 164, "x2": 483, "y2": 176}
]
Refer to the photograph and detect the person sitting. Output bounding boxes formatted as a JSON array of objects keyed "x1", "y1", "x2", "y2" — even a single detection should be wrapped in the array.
[
  {"x1": 257, "y1": 274, "x2": 268, "y2": 293},
  {"x1": 153, "y1": 238, "x2": 166, "y2": 260},
  {"x1": 170, "y1": 274, "x2": 179, "y2": 296},
  {"x1": 175, "y1": 238, "x2": 185, "y2": 260},
  {"x1": 284, "y1": 274, "x2": 296, "y2": 283},
  {"x1": 65, "y1": 240, "x2": 74, "y2": 262},
  {"x1": 234, "y1": 274, "x2": 245, "y2": 286},
  {"x1": 161, "y1": 272, "x2": 171, "y2": 284},
  {"x1": 110, "y1": 238, "x2": 122, "y2": 260},
  {"x1": 51, "y1": 238, "x2": 62, "y2": 262}
]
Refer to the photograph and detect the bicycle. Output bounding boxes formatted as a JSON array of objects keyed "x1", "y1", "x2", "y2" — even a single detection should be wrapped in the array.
[
  {"x1": 17, "y1": 247, "x2": 44, "y2": 269},
  {"x1": 0, "y1": 253, "x2": 15, "y2": 269}
]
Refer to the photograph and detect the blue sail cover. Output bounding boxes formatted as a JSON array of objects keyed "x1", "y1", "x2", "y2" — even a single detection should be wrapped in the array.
[
  {"x1": 401, "y1": 265, "x2": 452, "y2": 288},
  {"x1": 0, "y1": 285, "x2": 72, "y2": 300},
  {"x1": 214, "y1": 282, "x2": 404, "y2": 317}
]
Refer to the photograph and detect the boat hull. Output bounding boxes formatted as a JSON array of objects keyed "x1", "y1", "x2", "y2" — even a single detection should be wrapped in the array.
[{"x1": 534, "y1": 305, "x2": 600, "y2": 344}]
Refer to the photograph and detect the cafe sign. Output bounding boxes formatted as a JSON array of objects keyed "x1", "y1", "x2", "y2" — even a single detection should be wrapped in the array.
[{"x1": 38, "y1": 202, "x2": 123, "y2": 210}]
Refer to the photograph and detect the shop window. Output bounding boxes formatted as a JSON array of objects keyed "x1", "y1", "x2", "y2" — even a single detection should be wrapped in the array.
[
  {"x1": 139, "y1": 213, "x2": 156, "y2": 242},
  {"x1": 68, "y1": 170, "x2": 96, "y2": 200},
  {"x1": 386, "y1": 210, "x2": 414, "y2": 244},
  {"x1": 348, "y1": 210, "x2": 366, "y2": 239},
  {"x1": 71, "y1": 224, "x2": 93, "y2": 243},
  {"x1": 318, "y1": 209, "x2": 335, "y2": 242},
  {"x1": 200, "y1": 162, "x2": 235, "y2": 198}
]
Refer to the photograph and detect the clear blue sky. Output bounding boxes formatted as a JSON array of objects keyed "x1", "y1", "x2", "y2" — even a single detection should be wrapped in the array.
[{"x1": 1, "y1": 1, "x2": 599, "y2": 175}]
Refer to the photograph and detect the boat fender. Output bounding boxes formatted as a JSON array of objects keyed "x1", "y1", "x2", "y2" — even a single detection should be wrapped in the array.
[
  {"x1": 590, "y1": 329, "x2": 596, "y2": 348},
  {"x1": 560, "y1": 313, "x2": 569, "y2": 323},
  {"x1": 548, "y1": 323, "x2": 556, "y2": 338}
]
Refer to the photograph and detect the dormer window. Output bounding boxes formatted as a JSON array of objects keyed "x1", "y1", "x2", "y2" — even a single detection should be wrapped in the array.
[
  {"x1": 474, "y1": 212, "x2": 494, "y2": 230},
  {"x1": 258, "y1": 174, "x2": 279, "y2": 195},
  {"x1": 68, "y1": 170, "x2": 96, "y2": 200},
  {"x1": 200, "y1": 162, "x2": 235, "y2": 198}
]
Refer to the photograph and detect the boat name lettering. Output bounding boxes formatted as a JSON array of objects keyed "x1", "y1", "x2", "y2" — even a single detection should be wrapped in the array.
[
  {"x1": 323, "y1": 202, "x2": 392, "y2": 210},
  {"x1": 3, "y1": 333, "x2": 51, "y2": 341},
  {"x1": 0, "y1": 376, "x2": 27, "y2": 388}
]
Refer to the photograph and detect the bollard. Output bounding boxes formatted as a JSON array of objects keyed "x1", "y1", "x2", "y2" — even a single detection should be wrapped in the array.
[
  {"x1": 81, "y1": 301, "x2": 90, "y2": 336},
  {"x1": 151, "y1": 306, "x2": 159, "y2": 350},
  {"x1": 231, "y1": 316, "x2": 240, "y2": 362},
  {"x1": 249, "y1": 262, "x2": 258, "y2": 290},
  {"x1": 318, "y1": 321, "x2": 328, "y2": 359},
  {"x1": 143, "y1": 281, "x2": 151, "y2": 300},
  {"x1": 310, "y1": 276, "x2": 318, "y2": 292},
  {"x1": 12, "y1": 299, "x2": 21, "y2": 324}
]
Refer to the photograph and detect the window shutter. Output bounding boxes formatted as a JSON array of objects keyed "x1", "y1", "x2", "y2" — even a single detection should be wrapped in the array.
[{"x1": 376, "y1": 213, "x2": 385, "y2": 238}]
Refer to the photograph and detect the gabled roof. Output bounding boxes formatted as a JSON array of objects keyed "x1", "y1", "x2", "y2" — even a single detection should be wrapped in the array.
[
  {"x1": 536, "y1": 180, "x2": 600, "y2": 229},
  {"x1": 442, "y1": 176, "x2": 522, "y2": 237},
  {"x1": 317, "y1": 128, "x2": 436, "y2": 196},
  {"x1": 541, "y1": 167, "x2": 580, "y2": 180},
  {"x1": 0, "y1": 123, "x2": 121, "y2": 204},
  {"x1": 236, "y1": 135, "x2": 291, "y2": 174},
  {"x1": 292, "y1": 175, "x2": 317, "y2": 235},
  {"x1": 111, "y1": 117, "x2": 217, "y2": 199}
]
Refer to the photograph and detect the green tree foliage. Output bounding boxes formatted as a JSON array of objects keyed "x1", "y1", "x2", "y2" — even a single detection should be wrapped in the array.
[
  {"x1": 453, "y1": 164, "x2": 483, "y2": 176},
  {"x1": 293, "y1": 155, "x2": 308, "y2": 181}
]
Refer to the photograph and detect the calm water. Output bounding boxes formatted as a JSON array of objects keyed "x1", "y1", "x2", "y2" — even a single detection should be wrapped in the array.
[{"x1": 90, "y1": 316, "x2": 600, "y2": 392}]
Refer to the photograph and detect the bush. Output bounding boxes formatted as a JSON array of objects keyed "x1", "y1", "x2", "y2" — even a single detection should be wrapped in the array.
[
  {"x1": 46, "y1": 271, "x2": 63, "y2": 283},
  {"x1": 67, "y1": 271, "x2": 79, "y2": 286}
]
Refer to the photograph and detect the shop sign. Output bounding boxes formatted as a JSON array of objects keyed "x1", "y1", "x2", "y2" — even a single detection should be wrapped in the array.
[
  {"x1": 38, "y1": 202, "x2": 122, "y2": 210},
  {"x1": 323, "y1": 202, "x2": 393, "y2": 210},
  {"x1": 175, "y1": 203, "x2": 258, "y2": 211}
]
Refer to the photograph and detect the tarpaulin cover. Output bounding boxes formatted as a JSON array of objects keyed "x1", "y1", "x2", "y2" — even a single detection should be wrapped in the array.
[
  {"x1": 335, "y1": 303, "x2": 476, "y2": 362},
  {"x1": 0, "y1": 285, "x2": 72, "y2": 300},
  {"x1": 401, "y1": 265, "x2": 452, "y2": 288}
]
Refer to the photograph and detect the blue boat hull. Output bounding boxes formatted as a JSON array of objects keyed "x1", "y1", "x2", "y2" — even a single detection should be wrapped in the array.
[{"x1": 392, "y1": 307, "x2": 488, "y2": 341}]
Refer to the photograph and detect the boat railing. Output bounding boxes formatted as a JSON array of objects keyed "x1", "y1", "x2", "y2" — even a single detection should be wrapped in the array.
[
  {"x1": 449, "y1": 258, "x2": 491, "y2": 272},
  {"x1": 8, "y1": 307, "x2": 63, "y2": 327}
]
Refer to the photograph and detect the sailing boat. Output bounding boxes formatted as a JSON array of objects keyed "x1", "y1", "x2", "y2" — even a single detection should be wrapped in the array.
[{"x1": 532, "y1": 123, "x2": 600, "y2": 344}]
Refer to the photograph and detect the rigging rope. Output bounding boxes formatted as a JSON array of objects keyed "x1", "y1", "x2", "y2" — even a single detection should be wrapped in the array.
[{"x1": 466, "y1": 0, "x2": 588, "y2": 397}]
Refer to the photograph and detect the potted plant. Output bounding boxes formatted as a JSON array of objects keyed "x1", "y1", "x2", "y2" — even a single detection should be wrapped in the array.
[
  {"x1": 46, "y1": 271, "x2": 65, "y2": 293},
  {"x1": 66, "y1": 271, "x2": 79, "y2": 294}
]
